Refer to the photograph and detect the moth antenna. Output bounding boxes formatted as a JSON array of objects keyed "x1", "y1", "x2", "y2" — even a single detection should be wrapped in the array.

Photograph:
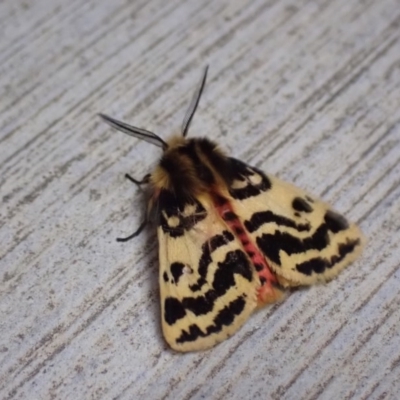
[
  {"x1": 181, "y1": 65, "x2": 209, "y2": 138},
  {"x1": 99, "y1": 113, "x2": 168, "y2": 150}
]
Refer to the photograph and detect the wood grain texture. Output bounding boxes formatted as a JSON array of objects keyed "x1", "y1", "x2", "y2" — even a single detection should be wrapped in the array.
[{"x1": 1, "y1": 0, "x2": 399, "y2": 398}]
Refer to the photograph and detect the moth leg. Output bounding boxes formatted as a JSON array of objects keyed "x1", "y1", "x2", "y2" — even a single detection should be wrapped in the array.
[
  {"x1": 116, "y1": 219, "x2": 148, "y2": 242},
  {"x1": 116, "y1": 174, "x2": 151, "y2": 241},
  {"x1": 124, "y1": 173, "x2": 151, "y2": 187}
]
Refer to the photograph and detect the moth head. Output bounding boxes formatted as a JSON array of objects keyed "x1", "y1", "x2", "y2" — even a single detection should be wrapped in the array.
[{"x1": 98, "y1": 66, "x2": 209, "y2": 151}]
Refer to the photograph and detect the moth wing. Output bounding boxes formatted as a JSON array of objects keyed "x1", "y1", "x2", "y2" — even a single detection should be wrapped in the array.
[
  {"x1": 227, "y1": 158, "x2": 365, "y2": 287},
  {"x1": 157, "y1": 191, "x2": 259, "y2": 352}
]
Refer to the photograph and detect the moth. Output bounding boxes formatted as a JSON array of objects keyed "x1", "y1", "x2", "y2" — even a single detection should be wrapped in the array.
[{"x1": 99, "y1": 67, "x2": 364, "y2": 352}]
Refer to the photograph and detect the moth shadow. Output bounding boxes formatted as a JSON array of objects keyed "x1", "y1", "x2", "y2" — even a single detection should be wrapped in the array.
[{"x1": 140, "y1": 220, "x2": 166, "y2": 349}]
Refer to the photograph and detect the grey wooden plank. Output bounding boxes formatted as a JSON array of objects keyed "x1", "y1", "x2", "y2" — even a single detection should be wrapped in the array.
[{"x1": 1, "y1": 0, "x2": 399, "y2": 399}]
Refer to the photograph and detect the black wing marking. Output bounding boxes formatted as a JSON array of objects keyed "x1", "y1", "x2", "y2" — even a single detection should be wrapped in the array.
[{"x1": 227, "y1": 159, "x2": 364, "y2": 286}]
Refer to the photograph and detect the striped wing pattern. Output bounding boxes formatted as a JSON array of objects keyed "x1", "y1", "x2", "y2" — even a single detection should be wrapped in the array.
[
  {"x1": 227, "y1": 158, "x2": 364, "y2": 287},
  {"x1": 157, "y1": 191, "x2": 259, "y2": 352}
]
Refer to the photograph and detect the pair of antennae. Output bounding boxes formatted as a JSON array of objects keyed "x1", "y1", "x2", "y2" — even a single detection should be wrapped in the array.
[{"x1": 98, "y1": 66, "x2": 209, "y2": 150}]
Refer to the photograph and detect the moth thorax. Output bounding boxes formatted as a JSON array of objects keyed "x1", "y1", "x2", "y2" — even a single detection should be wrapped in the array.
[
  {"x1": 151, "y1": 138, "x2": 228, "y2": 197},
  {"x1": 151, "y1": 156, "x2": 210, "y2": 196}
]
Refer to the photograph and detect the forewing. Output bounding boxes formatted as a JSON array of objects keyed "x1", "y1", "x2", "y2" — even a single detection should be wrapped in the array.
[
  {"x1": 157, "y1": 190, "x2": 259, "y2": 352},
  {"x1": 227, "y1": 158, "x2": 365, "y2": 287}
]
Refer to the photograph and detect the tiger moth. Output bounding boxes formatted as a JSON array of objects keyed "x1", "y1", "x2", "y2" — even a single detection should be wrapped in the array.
[{"x1": 99, "y1": 66, "x2": 365, "y2": 352}]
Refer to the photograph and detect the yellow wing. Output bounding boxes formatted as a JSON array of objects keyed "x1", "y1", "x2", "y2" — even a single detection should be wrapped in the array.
[
  {"x1": 227, "y1": 158, "x2": 365, "y2": 287},
  {"x1": 157, "y1": 190, "x2": 259, "y2": 352}
]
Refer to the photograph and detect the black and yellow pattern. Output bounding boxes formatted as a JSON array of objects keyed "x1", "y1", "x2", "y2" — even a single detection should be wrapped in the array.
[
  {"x1": 227, "y1": 162, "x2": 365, "y2": 287},
  {"x1": 158, "y1": 196, "x2": 259, "y2": 352},
  {"x1": 153, "y1": 145, "x2": 363, "y2": 351},
  {"x1": 100, "y1": 67, "x2": 364, "y2": 352}
]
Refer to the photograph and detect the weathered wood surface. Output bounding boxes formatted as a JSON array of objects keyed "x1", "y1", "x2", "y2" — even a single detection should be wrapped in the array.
[{"x1": 1, "y1": 0, "x2": 399, "y2": 399}]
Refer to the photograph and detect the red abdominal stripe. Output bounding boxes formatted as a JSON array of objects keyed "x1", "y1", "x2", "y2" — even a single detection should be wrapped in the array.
[{"x1": 212, "y1": 191, "x2": 280, "y2": 305}]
